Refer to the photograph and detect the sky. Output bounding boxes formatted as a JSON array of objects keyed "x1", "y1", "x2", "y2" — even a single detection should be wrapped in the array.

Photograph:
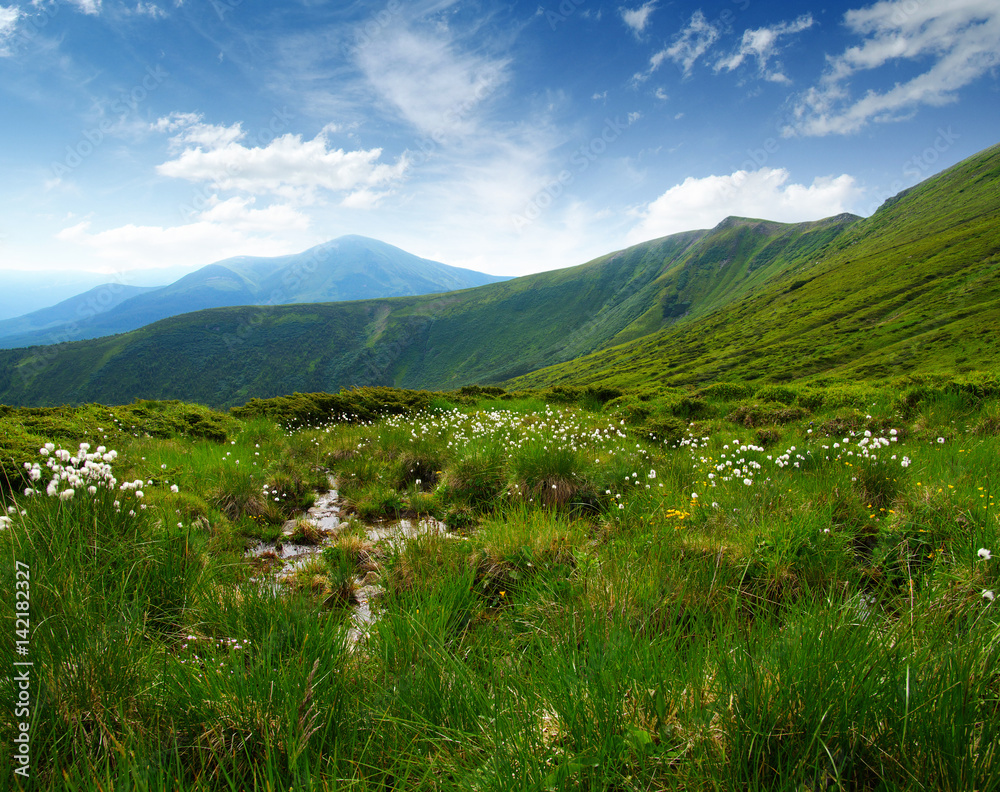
[{"x1": 0, "y1": 0, "x2": 998, "y2": 285}]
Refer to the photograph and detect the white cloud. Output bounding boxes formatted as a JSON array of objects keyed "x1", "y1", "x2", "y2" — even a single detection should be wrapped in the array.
[
  {"x1": 621, "y1": 2, "x2": 656, "y2": 36},
  {"x1": 154, "y1": 112, "x2": 244, "y2": 150},
  {"x1": 130, "y1": 3, "x2": 167, "y2": 19},
  {"x1": 716, "y1": 14, "x2": 814, "y2": 83},
  {"x1": 353, "y1": 22, "x2": 509, "y2": 142},
  {"x1": 56, "y1": 197, "x2": 310, "y2": 269},
  {"x1": 0, "y1": 5, "x2": 19, "y2": 56},
  {"x1": 153, "y1": 113, "x2": 408, "y2": 203},
  {"x1": 786, "y1": 0, "x2": 1000, "y2": 136},
  {"x1": 647, "y1": 10, "x2": 719, "y2": 77},
  {"x1": 67, "y1": 0, "x2": 101, "y2": 14},
  {"x1": 626, "y1": 167, "x2": 861, "y2": 244}
]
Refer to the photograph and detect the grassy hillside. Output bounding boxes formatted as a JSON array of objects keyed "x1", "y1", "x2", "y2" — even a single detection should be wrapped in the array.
[
  {"x1": 1, "y1": 383, "x2": 998, "y2": 789},
  {"x1": 0, "y1": 142, "x2": 997, "y2": 410},
  {"x1": 509, "y1": 143, "x2": 1000, "y2": 391},
  {"x1": 0, "y1": 216, "x2": 861, "y2": 408},
  {"x1": 0, "y1": 237, "x2": 508, "y2": 349}
]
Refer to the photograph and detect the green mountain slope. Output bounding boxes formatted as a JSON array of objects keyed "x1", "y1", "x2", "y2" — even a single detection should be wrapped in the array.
[
  {"x1": 0, "y1": 141, "x2": 996, "y2": 409},
  {"x1": 0, "y1": 213, "x2": 862, "y2": 407},
  {"x1": 508, "y1": 142, "x2": 1000, "y2": 391},
  {"x1": 0, "y1": 236, "x2": 508, "y2": 349}
]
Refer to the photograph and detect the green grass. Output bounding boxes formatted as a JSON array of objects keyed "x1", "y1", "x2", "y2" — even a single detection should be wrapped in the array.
[
  {"x1": 3, "y1": 144, "x2": 998, "y2": 411},
  {"x1": 2, "y1": 385, "x2": 999, "y2": 790}
]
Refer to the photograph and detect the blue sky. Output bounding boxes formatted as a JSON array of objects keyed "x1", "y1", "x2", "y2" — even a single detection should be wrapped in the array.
[{"x1": 0, "y1": 0, "x2": 997, "y2": 282}]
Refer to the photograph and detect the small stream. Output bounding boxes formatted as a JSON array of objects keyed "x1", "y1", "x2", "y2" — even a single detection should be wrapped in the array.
[{"x1": 245, "y1": 478, "x2": 451, "y2": 647}]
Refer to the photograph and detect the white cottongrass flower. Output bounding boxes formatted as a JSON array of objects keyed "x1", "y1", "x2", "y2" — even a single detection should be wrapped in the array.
[
  {"x1": 170, "y1": 484, "x2": 179, "y2": 493},
  {"x1": 984, "y1": 590, "x2": 995, "y2": 602},
  {"x1": 60, "y1": 489, "x2": 75, "y2": 501},
  {"x1": 978, "y1": 548, "x2": 992, "y2": 560}
]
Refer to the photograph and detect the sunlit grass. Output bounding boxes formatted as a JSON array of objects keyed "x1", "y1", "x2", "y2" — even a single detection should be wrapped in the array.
[{"x1": 1, "y1": 386, "x2": 998, "y2": 790}]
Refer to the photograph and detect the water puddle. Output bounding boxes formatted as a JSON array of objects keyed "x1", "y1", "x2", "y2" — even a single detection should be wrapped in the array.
[{"x1": 244, "y1": 477, "x2": 453, "y2": 648}]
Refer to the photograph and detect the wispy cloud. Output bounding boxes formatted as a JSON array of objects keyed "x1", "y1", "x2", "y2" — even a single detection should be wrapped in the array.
[
  {"x1": 0, "y1": 5, "x2": 19, "y2": 56},
  {"x1": 715, "y1": 14, "x2": 815, "y2": 83},
  {"x1": 621, "y1": 2, "x2": 656, "y2": 37},
  {"x1": 353, "y1": 20, "x2": 510, "y2": 142},
  {"x1": 646, "y1": 10, "x2": 719, "y2": 78},
  {"x1": 153, "y1": 112, "x2": 409, "y2": 204},
  {"x1": 67, "y1": 0, "x2": 102, "y2": 15},
  {"x1": 627, "y1": 167, "x2": 860, "y2": 244},
  {"x1": 129, "y1": 3, "x2": 168, "y2": 20},
  {"x1": 786, "y1": 0, "x2": 1000, "y2": 136}
]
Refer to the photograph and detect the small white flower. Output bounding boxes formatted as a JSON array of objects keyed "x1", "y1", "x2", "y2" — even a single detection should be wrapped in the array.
[
  {"x1": 136, "y1": 490, "x2": 144, "y2": 498},
  {"x1": 937, "y1": 437, "x2": 945, "y2": 444},
  {"x1": 170, "y1": 484, "x2": 179, "y2": 493},
  {"x1": 60, "y1": 489, "x2": 75, "y2": 501},
  {"x1": 984, "y1": 590, "x2": 995, "y2": 602},
  {"x1": 978, "y1": 548, "x2": 992, "y2": 560}
]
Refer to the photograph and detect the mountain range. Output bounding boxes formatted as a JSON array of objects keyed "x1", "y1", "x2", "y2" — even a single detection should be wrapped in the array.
[
  {"x1": 0, "y1": 236, "x2": 507, "y2": 348},
  {"x1": 0, "y1": 141, "x2": 997, "y2": 408}
]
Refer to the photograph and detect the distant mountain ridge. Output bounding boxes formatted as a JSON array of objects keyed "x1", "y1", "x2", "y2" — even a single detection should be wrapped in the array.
[
  {"x1": 0, "y1": 141, "x2": 997, "y2": 408},
  {"x1": 0, "y1": 283, "x2": 159, "y2": 342},
  {"x1": 0, "y1": 236, "x2": 508, "y2": 348}
]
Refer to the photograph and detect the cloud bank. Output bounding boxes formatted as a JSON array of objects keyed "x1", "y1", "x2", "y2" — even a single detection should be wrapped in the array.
[{"x1": 627, "y1": 167, "x2": 861, "y2": 244}]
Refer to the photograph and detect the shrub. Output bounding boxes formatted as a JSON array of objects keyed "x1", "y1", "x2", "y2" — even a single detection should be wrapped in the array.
[
  {"x1": 727, "y1": 402, "x2": 807, "y2": 427},
  {"x1": 755, "y1": 385, "x2": 799, "y2": 405},
  {"x1": 696, "y1": 381, "x2": 755, "y2": 400},
  {"x1": 442, "y1": 441, "x2": 507, "y2": 510}
]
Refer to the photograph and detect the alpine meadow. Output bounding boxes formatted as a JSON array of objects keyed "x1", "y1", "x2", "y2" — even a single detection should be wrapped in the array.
[{"x1": 3, "y1": 137, "x2": 1000, "y2": 792}]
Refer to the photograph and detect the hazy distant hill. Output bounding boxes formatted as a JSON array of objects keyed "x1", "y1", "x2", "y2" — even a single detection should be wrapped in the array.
[
  {"x1": 0, "y1": 283, "x2": 158, "y2": 343},
  {"x1": 0, "y1": 142, "x2": 997, "y2": 408},
  {"x1": 0, "y1": 236, "x2": 507, "y2": 348}
]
